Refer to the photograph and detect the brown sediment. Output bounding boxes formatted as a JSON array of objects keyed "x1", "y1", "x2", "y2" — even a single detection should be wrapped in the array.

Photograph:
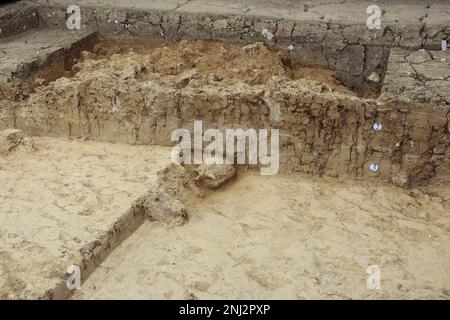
[{"x1": 1, "y1": 40, "x2": 448, "y2": 186}]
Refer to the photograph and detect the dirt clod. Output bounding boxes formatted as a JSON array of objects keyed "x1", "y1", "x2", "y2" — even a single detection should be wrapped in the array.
[
  {"x1": 0, "y1": 129, "x2": 34, "y2": 156},
  {"x1": 143, "y1": 191, "x2": 188, "y2": 225}
]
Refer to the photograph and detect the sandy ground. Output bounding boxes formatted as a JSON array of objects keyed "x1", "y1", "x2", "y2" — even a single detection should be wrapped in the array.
[
  {"x1": 73, "y1": 172, "x2": 450, "y2": 300},
  {"x1": 0, "y1": 137, "x2": 172, "y2": 299}
]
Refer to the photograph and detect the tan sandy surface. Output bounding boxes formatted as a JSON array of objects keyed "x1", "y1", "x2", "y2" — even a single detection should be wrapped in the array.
[
  {"x1": 73, "y1": 172, "x2": 450, "y2": 299},
  {"x1": 0, "y1": 137, "x2": 171, "y2": 299}
]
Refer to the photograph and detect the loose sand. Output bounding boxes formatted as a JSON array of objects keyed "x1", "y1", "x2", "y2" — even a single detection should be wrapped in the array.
[{"x1": 73, "y1": 172, "x2": 450, "y2": 299}]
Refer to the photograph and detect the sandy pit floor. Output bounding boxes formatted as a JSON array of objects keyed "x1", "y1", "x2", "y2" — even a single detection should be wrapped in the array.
[
  {"x1": 0, "y1": 136, "x2": 172, "y2": 299},
  {"x1": 73, "y1": 172, "x2": 450, "y2": 300}
]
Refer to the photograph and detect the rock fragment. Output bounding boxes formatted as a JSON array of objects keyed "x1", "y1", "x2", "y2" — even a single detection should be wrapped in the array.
[
  {"x1": 392, "y1": 171, "x2": 410, "y2": 188},
  {"x1": 142, "y1": 190, "x2": 188, "y2": 225},
  {"x1": 194, "y1": 163, "x2": 236, "y2": 189},
  {"x1": 367, "y1": 71, "x2": 381, "y2": 83}
]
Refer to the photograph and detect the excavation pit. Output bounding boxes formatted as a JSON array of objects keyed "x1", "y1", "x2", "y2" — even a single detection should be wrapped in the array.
[{"x1": 0, "y1": 37, "x2": 449, "y2": 299}]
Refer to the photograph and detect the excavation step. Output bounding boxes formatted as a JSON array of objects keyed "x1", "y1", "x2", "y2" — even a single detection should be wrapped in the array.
[
  {"x1": 0, "y1": 27, "x2": 97, "y2": 85},
  {"x1": 0, "y1": 136, "x2": 173, "y2": 299}
]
